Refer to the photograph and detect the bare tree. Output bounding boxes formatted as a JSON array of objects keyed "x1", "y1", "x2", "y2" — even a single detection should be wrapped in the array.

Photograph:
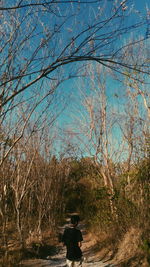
[
  {"x1": 0, "y1": 1, "x2": 150, "y2": 251},
  {"x1": 0, "y1": 0, "x2": 149, "y2": 113},
  {"x1": 1, "y1": 0, "x2": 149, "y2": 169},
  {"x1": 61, "y1": 52, "x2": 149, "y2": 217},
  {"x1": 0, "y1": 74, "x2": 69, "y2": 166},
  {"x1": 61, "y1": 64, "x2": 120, "y2": 217},
  {"x1": 116, "y1": 39, "x2": 150, "y2": 172}
]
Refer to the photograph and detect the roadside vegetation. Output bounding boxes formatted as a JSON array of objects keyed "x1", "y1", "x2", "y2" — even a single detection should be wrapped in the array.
[
  {"x1": 0, "y1": 0, "x2": 150, "y2": 266},
  {"x1": 0, "y1": 139, "x2": 149, "y2": 266}
]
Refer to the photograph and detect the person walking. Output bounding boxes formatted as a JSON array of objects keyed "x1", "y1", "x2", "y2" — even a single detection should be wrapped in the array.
[{"x1": 62, "y1": 215, "x2": 83, "y2": 267}]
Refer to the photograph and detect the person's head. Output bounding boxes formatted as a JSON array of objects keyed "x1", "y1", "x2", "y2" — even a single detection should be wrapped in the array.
[{"x1": 70, "y1": 215, "x2": 80, "y2": 227}]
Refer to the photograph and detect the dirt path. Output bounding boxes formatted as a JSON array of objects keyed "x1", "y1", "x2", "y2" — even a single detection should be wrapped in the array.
[
  {"x1": 20, "y1": 221, "x2": 115, "y2": 267},
  {"x1": 20, "y1": 246, "x2": 114, "y2": 267}
]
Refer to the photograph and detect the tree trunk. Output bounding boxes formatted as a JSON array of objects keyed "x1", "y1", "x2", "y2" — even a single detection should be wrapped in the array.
[{"x1": 16, "y1": 207, "x2": 24, "y2": 248}]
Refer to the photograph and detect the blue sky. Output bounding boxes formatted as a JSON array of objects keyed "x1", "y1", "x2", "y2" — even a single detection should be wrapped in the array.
[
  {"x1": 1, "y1": 0, "x2": 150, "y2": 161},
  {"x1": 52, "y1": 0, "x2": 150, "y2": 159}
]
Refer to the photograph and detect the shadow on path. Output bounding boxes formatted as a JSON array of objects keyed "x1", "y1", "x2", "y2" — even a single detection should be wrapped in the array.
[{"x1": 20, "y1": 218, "x2": 115, "y2": 267}]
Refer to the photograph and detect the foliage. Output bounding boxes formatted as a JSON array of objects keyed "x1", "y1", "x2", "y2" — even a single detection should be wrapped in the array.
[
  {"x1": 0, "y1": 2, "x2": 150, "y2": 265},
  {"x1": 0, "y1": 141, "x2": 149, "y2": 265},
  {"x1": 141, "y1": 240, "x2": 150, "y2": 264}
]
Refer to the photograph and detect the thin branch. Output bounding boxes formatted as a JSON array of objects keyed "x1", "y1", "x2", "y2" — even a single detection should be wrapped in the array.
[{"x1": 0, "y1": 1, "x2": 101, "y2": 11}]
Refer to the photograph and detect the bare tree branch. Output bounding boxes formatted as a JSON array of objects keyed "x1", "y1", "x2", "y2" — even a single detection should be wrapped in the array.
[{"x1": 0, "y1": 1, "x2": 101, "y2": 11}]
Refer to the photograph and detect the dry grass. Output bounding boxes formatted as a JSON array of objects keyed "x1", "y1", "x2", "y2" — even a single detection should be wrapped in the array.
[{"x1": 84, "y1": 226, "x2": 149, "y2": 266}]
